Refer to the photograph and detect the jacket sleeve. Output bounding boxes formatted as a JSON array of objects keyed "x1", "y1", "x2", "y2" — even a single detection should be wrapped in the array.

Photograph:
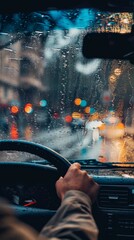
[
  {"x1": 0, "y1": 198, "x2": 38, "y2": 240},
  {"x1": 39, "y1": 190, "x2": 99, "y2": 240}
]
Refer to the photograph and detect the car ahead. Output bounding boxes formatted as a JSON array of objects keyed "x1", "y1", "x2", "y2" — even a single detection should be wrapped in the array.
[{"x1": 0, "y1": 1, "x2": 134, "y2": 240}]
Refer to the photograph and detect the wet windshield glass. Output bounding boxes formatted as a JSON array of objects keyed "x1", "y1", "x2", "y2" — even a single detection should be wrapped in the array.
[{"x1": 0, "y1": 9, "x2": 134, "y2": 163}]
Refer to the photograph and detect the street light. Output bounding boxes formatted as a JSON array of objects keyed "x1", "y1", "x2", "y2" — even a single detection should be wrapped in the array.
[
  {"x1": 114, "y1": 68, "x2": 121, "y2": 76},
  {"x1": 109, "y1": 74, "x2": 116, "y2": 83}
]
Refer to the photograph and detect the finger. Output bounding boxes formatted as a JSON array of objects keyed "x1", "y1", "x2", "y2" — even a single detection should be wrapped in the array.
[
  {"x1": 55, "y1": 176, "x2": 63, "y2": 188},
  {"x1": 81, "y1": 169, "x2": 88, "y2": 175},
  {"x1": 70, "y1": 162, "x2": 81, "y2": 170},
  {"x1": 57, "y1": 176, "x2": 63, "y2": 182},
  {"x1": 64, "y1": 163, "x2": 81, "y2": 178}
]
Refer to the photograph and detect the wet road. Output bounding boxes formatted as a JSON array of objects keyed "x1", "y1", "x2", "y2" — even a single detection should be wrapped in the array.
[
  {"x1": 0, "y1": 126, "x2": 133, "y2": 163},
  {"x1": 32, "y1": 127, "x2": 134, "y2": 162}
]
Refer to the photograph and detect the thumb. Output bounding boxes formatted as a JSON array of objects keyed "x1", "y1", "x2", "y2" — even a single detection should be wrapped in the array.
[
  {"x1": 55, "y1": 176, "x2": 64, "y2": 199},
  {"x1": 55, "y1": 176, "x2": 63, "y2": 187}
]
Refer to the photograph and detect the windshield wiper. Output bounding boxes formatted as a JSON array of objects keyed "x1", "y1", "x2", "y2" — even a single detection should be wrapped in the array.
[
  {"x1": 69, "y1": 159, "x2": 134, "y2": 169},
  {"x1": 27, "y1": 159, "x2": 134, "y2": 169}
]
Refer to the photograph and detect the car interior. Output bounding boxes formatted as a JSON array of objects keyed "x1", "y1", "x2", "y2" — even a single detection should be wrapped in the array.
[{"x1": 0, "y1": 1, "x2": 134, "y2": 240}]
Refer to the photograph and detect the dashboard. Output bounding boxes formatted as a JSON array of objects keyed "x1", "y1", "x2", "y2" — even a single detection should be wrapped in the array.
[
  {"x1": 0, "y1": 160, "x2": 134, "y2": 240},
  {"x1": 93, "y1": 176, "x2": 134, "y2": 240},
  {"x1": 0, "y1": 177, "x2": 134, "y2": 240},
  {"x1": 0, "y1": 183, "x2": 60, "y2": 210}
]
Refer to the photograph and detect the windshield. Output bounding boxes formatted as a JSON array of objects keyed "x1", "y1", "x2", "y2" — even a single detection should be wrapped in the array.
[{"x1": 0, "y1": 8, "x2": 134, "y2": 163}]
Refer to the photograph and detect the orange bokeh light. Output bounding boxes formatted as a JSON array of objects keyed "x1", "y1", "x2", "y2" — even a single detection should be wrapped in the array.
[
  {"x1": 10, "y1": 123, "x2": 19, "y2": 139},
  {"x1": 10, "y1": 106, "x2": 19, "y2": 114},
  {"x1": 72, "y1": 112, "x2": 81, "y2": 119},
  {"x1": 24, "y1": 103, "x2": 33, "y2": 113},
  {"x1": 84, "y1": 106, "x2": 90, "y2": 113},
  {"x1": 74, "y1": 98, "x2": 81, "y2": 105}
]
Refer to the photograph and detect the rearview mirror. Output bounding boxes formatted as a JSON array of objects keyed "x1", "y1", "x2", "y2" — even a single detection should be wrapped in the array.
[{"x1": 82, "y1": 32, "x2": 134, "y2": 62}]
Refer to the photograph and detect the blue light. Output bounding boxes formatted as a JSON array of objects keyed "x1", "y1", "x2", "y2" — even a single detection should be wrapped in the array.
[
  {"x1": 40, "y1": 100, "x2": 47, "y2": 107},
  {"x1": 80, "y1": 100, "x2": 87, "y2": 107},
  {"x1": 90, "y1": 107, "x2": 96, "y2": 114}
]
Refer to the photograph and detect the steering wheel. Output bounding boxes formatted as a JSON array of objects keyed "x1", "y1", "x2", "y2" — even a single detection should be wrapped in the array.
[
  {"x1": 0, "y1": 139, "x2": 71, "y2": 175},
  {"x1": 0, "y1": 139, "x2": 71, "y2": 231}
]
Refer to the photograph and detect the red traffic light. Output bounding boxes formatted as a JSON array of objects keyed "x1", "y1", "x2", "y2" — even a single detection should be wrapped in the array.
[{"x1": 10, "y1": 106, "x2": 19, "y2": 114}]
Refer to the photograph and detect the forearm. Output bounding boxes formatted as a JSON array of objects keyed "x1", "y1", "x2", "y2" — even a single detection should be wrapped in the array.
[{"x1": 39, "y1": 190, "x2": 99, "y2": 240}]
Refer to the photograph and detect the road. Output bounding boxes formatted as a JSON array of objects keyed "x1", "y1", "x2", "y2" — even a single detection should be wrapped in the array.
[
  {"x1": 0, "y1": 126, "x2": 133, "y2": 163},
  {"x1": 30, "y1": 127, "x2": 134, "y2": 163}
]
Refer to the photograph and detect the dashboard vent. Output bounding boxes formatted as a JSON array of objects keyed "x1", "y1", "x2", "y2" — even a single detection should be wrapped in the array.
[{"x1": 98, "y1": 186, "x2": 129, "y2": 208}]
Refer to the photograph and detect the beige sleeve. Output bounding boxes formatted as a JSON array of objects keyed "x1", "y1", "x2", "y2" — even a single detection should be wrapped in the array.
[
  {"x1": 39, "y1": 190, "x2": 99, "y2": 240},
  {"x1": 0, "y1": 198, "x2": 38, "y2": 240}
]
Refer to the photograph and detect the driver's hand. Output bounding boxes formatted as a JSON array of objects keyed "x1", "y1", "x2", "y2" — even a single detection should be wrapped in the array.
[{"x1": 56, "y1": 163, "x2": 99, "y2": 203}]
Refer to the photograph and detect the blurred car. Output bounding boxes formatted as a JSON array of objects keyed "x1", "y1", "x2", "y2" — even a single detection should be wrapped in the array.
[{"x1": 69, "y1": 117, "x2": 85, "y2": 132}]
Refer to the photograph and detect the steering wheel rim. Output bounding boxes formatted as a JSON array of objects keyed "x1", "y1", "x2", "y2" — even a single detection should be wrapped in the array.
[{"x1": 0, "y1": 140, "x2": 71, "y2": 176}]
